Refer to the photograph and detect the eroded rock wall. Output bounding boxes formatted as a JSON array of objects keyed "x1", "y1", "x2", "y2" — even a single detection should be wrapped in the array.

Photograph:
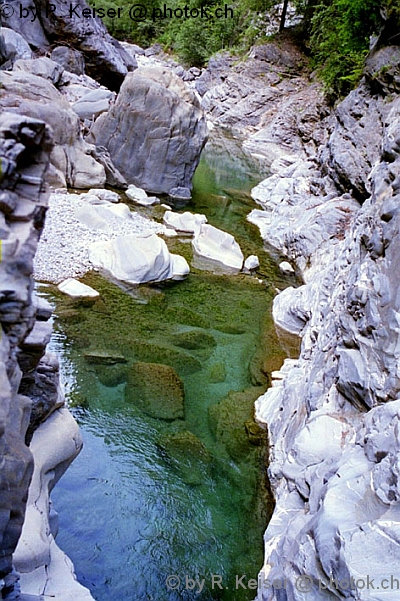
[
  {"x1": 252, "y1": 32, "x2": 400, "y2": 601},
  {"x1": 0, "y1": 113, "x2": 92, "y2": 599},
  {"x1": 0, "y1": 112, "x2": 52, "y2": 595}
]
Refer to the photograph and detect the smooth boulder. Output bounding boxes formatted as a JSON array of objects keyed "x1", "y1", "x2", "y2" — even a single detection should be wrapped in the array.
[
  {"x1": 87, "y1": 67, "x2": 208, "y2": 196},
  {"x1": 72, "y1": 88, "x2": 115, "y2": 121},
  {"x1": 0, "y1": 71, "x2": 105, "y2": 189},
  {"x1": 126, "y1": 184, "x2": 160, "y2": 206},
  {"x1": 163, "y1": 211, "x2": 207, "y2": 235},
  {"x1": 88, "y1": 232, "x2": 189, "y2": 284},
  {"x1": 0, "y1": 28, "x2": 32, "y2": 64},
  {"x1": 192, "y1": 224, "x2": 244, "y2": 274},
  {"x1": 57, "y1": 278, "x2": 99, "y2": 299}
]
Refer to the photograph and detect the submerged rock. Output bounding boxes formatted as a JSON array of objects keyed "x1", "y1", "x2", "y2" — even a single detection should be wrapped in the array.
[
  {"x1": 125, "y1": 362, "x2": 185, "y2": 420},
  {"x1": 208, "y1": 362, "x2": 227, "y2": 383},
  {"x1": 209, "y1": 387, "x2": 265, "y2": 461},
  {"x1": 172, "y1": 330, "x2": 216, "y2": 350},
  {"x1": 87, "y1": 66, "x2": 208, "y2": 196},
  {"x1": 157, "y1": 431, "x2": 211, "y2": 485},
  {"x1": 84, "y1": 351, "x2": 127, "y2": 365}
]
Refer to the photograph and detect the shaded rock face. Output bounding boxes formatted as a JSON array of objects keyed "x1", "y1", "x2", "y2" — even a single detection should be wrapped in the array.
[
  {"x1": 0, "y1": 70, "x2": 106, "y2": 188},
  {"x1": 0, "y1": 112, "x2": 93, "y2": 599},
  {"x1": 87, "y1": 66, "x2": 208, "y2": 197},
  {"x1": 320, "y1": 84, "x2": 387, "y2": 202},
  {"x1": 252, "y1": 37, "x2": 400, "y2": 601},
  {"x1": 5, "y1": 0, "x2": 135, "y2": 91},
  {"x1": 51, "y1": 46, "x2": 85, "y2": 76},
  {"x1": 0, "y1": 28, "x2": 32, "y2": 67},
  {"x1": 0, "y1": 113, "x2": 51, "y2": 585}
]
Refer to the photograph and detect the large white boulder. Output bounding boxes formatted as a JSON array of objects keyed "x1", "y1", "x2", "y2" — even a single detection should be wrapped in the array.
[
  {"x1": 89, "y1": 232, "x2": 189, "y2": 284},
  {"x1": 163, "y1": 210, "x2": 207, "y2": 235},
  {"x1": 192, "y1": 224, "x2": 244, "y2": 274}
]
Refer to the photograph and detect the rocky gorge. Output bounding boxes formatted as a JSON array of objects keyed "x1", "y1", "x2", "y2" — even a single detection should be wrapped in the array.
[{"x1": 1, "y1": 3, "x2": 400, "y2": 601}]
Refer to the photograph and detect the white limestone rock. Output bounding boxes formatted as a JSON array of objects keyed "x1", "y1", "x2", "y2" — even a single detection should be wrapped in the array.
[
  {"x1": 243, "y1": 255, "x2": 260, "y2": 272},
  {"x1": 81, "y1": 188, "x2": 120, "y2": 203},
  {"x1": 126, "y1": 184, "x2": 160, "y2": 206},
  {"x1": 163, "y1": 210, "x2": 207, "y2": 236},
  {"x1": 14, "y1": 408, "x2": 94, "y2": 600},
  {"x1": 272, "y1": 285, "x2": 312, "y2": 335},
  {"x1": 74, "y1": 203, "x2": 109, "y2": 230},
  {"x1": 279, "y1": 261, "x2": 295, "y2": 274},
  {"x1": 57, "y1": 278, "x2": 99, "y2": 299},
  {"x1": 192, "y1": 224, "x2": 244, "y2": 274},
  {"x1": 89, "y1": 232, "x2": 189, "y2": 284}
]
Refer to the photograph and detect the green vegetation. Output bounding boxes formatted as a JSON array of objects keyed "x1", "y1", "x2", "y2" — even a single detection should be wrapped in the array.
[
  {"x1": 296, "y1": 0, "x2": 390, "y2": 98},
  {"x1": 91, "y1": 0, "x2": 399, "y2": 99},
  {"x1": 89, "y1": 0, "x2": 275, "y2": 65}
]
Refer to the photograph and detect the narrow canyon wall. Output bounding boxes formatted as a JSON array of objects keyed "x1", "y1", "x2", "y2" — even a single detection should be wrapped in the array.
[
  {"x1": 252, "y1": 31, "x2": 400, "y2": 601},
  {"x1": 0, "y1": 113, "x2": 92, "y2": 599},
  {"x1": 0, "y1": 113, "x2": 52, "y2": 594}
]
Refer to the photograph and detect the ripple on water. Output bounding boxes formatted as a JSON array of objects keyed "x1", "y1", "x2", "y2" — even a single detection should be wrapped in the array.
[{"x1": 47, "y1": 131, "x2": 299, "y2": 601}]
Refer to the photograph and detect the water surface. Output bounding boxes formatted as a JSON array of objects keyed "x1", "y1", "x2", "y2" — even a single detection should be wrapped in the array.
[{"x1": 45, "y1": 131, "x2": 298, "y2": 601}]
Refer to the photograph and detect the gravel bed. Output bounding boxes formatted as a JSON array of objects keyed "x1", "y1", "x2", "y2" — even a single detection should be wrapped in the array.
[{"x1": 34, "y1": 189, "x2": 165, "y2": 284}]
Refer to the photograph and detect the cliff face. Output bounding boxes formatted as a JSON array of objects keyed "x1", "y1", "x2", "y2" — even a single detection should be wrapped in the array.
[
  {"x1": 0, "y1": 113, "x2": 52, "y2": 595},
  {"x1": 252, "y1": 29, "x2": 400, "y2": 601},
  {"x1": 0, "y1": 113, "x2": 93, "y2": 600}
]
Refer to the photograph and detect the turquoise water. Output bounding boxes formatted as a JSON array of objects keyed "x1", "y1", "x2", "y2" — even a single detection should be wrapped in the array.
[{"x1": 45, "y1": 131, "x2": 298, "y2": 601}]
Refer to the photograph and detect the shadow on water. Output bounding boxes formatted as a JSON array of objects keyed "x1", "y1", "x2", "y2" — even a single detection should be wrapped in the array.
[{"x1": 45, "y1": 130, "x2": 299, "y2": 601}]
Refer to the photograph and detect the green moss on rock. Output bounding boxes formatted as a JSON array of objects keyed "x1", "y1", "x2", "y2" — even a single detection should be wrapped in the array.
[
  {"x1": 208, "y1": 386, "x2": 265, "y2": 461},
  {"x1": 125, "y1": 362, "x2": 185, "y2": 420},
  {"x1": 157, "y1": 430, "x2": 211, "y2": 485},
  {"x1": 172, "y1": 329, "x2": 216, "y2": 350},
  {"x1": 208, "y1": 362, "x2": 227, "y2": 383}
]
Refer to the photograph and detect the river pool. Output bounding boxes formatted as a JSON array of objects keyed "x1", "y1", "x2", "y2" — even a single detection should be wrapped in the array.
[{"x1": 43, "y1": 131, "x2": 298, "y2": 600}]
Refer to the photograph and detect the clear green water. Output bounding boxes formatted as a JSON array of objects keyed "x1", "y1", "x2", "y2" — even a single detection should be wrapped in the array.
[{"x1": 44, "y1": 131, "x2": 298, "y2": 601}]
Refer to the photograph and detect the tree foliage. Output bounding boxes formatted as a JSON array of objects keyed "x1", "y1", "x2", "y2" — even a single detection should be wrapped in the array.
[
  {"x1": 296, "y1": 0, "x2": 391, "y2": 98},
  {"x1": 89, "y1": 0, "x2": 397, "y2": 98}
]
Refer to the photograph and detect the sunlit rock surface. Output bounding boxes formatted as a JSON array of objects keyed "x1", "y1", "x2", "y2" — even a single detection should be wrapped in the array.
[
  {"x1": 254, "y1": 43, "x2": 400, "y2": 601},
  {"x1": 89, "y1": 232, "x2": 190, "y2": 284}
]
